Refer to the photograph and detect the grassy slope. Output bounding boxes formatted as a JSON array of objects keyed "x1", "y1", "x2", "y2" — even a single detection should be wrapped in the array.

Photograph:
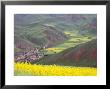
[
  {"x1": 14, "y1": 22, "x2": 68, "y2": 50},
  {"x1": 14, "y1": 15, "x2": 97, "y2": 67},
  {"x1": 32, "y1": 38, "x2": 97, "y2": 67},
  {"x1": 14, "y1": 14, "x2": 97, "y2": 51}
]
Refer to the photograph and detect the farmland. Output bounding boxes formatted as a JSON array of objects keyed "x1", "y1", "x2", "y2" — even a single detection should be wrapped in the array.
[
  {"x1": 14, "y1": 62, "x2": 96, "y2": 76},
  {"x1": 45, "y1": 31, "x2": 95, "y2": 54}
]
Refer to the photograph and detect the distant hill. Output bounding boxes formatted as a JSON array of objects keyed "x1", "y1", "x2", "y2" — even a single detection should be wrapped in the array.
[
  {"x1": 32, "y1": 39, "x2": 97, "y2": 67},
  {"x1": 14, "y1": 14, "x2": 97, "y2": 53}
]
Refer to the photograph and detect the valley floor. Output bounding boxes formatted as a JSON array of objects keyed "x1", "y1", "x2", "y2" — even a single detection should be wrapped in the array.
[
  {"x1": 14, "y1": 62, "x2": 96, "y2": 76},
  {"x1": 45, "y1": 31, "x2": 96, "y2": 54}
]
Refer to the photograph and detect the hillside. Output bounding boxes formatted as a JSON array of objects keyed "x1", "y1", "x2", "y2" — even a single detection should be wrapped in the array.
[
  {"x1": 32, "y1": 39, "x2": 97, "y2": 67},
  {"x1": 14, "y1": 14, "x2": 97, "y2": 51},
  {"x1": 14, "y1": 23, "x2": 68, "y2": 51},
  {"x1": 14, "y1": 14, "x2": 97, "y2": 64}
]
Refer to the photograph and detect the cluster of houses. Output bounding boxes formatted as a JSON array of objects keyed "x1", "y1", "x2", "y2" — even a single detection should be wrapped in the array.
[{"x1": 14, "y1": 47, "x2": 45, "y2": 63}]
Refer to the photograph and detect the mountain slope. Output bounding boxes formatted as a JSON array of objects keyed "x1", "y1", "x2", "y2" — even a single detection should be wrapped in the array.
[
  {"x1": 14, "y1": 24, "x2": 68, "y2": 51},
  {"x1": 14, "y1": 14, "x2": 97, "y2": 51},
  {"x1": 32, "y1": 39, "x2": 97, "y2": 67}
]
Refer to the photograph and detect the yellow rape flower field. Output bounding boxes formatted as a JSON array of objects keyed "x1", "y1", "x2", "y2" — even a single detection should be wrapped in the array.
[
  {"x1": 14, "y1": 62, "x2": 97, "y2": 76},
  {"x1": 46, "y1": 48, "x2": 64, "y2": 53}
]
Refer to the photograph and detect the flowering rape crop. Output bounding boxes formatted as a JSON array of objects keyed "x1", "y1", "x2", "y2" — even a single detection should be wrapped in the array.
[
  {"x1": 46, "y1": 48, "x2": 64, "y2": 54},
  {"x1": 14, "y1": 62, "x2": 96, "y2": 76}
]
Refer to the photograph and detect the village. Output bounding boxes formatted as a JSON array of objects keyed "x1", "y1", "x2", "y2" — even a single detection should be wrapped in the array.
[{"x1": 14, "y1": 47, "x2": 46, "y2": 63}]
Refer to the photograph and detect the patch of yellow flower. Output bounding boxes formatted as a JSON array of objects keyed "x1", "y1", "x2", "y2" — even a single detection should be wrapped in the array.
[
  {"x1": 64, "y1": 31, "x2": 76, "y2": 36},
  {"x1": 64, "y1": 31, "x2": 72, "y2": 35},
  {"x1": 46, "y1": 48, "x2": 63, "y2": 53},
  {"x1": 14, "y1": 62, "x2": 97, "y2": 76}
]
